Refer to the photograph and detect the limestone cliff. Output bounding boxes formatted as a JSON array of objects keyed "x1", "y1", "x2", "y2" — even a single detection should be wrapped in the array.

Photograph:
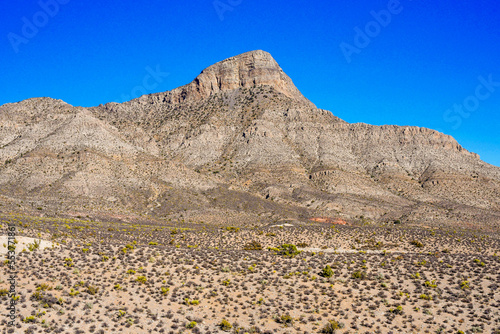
[{"x1": 162, "y1": 50, "x2": 314, "y2": 106}]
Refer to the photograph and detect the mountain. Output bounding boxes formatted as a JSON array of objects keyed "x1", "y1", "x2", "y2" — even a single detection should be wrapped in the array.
[{"x1": 1, "y1": 50, "x2": 499, "y2": 229}]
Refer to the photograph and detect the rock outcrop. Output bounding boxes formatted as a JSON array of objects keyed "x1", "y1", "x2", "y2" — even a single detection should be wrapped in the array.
[{"x1": 162, "y1": 50, "x2": 314, "y2": 106}]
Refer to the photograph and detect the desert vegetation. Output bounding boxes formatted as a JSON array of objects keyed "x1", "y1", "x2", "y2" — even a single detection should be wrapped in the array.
[{"x1": 1, "y1": 212, "x2": 499, "y2": 333}]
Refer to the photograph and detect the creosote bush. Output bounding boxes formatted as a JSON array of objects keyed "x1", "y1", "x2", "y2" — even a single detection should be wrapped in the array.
[
  {"x1": 320, "y1": 265, "x2": 334, "y2": 278},
  {"x1": 27, "y1": 239, "x2": 41, "y2": 251},
  {"x1": 277, "y1": 313, "x2": 293, "y2": 326},
  {"x1": 410, "y1": 240, "x2": 424, "y2": 248},
  {"x1": 244, "y1": 240, "x2": 263, "y2": 250},
  {"x1": 186, "y1": 321, "x2": 197, "y2": 328},
  {"x1": 268, "y1": 244, "x2": 301, "y2": 258},
  {"x1": 320, "y1": 319, "x2": 344, "y2": 333},
  {"x1": 135, "y1": 276, "x2": 147, "y2": 284},
  {"x1": 351, "y1": 271, "x2": 367, "y2": 279},
  {"x1": 219, "y1": 319, "x2": 233, "y2": 331},
  {"x1": 389, "y1": 305, "x2": 403, "y2": 314},
  {"x1": 86, "y1": 285, "x2": 99, "y2": 295}
]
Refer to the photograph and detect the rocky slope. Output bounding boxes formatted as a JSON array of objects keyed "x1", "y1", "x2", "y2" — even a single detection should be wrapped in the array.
[{"x1": 0, "y1": 50, "x2": 499, "y2": 229}]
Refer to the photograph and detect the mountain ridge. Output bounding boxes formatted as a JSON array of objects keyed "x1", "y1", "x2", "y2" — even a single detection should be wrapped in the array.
[{"x1": 0, "y1": 51, "x2": 498, "y2": 230}]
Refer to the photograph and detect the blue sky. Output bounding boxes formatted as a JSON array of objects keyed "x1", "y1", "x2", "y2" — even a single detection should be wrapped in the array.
[{"x1": 1, "y1": 0, "x2": 499, "y2": 166}]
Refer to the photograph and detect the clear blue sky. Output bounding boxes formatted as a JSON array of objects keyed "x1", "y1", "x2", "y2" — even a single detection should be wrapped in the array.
[{"x1": 1, "y1": 0, "x2": 499, "y2": 166}]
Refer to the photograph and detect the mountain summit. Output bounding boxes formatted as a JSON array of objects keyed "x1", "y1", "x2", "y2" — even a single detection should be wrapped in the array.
[
  {"x1": 193, "y1": 50, "x2": 311, "y2": 103},
  {"x1": 163, "y1": 50, "x2": 313, "y2": 106},
  {"x1": 0, "y1": 51, "x2": 499, "y2": 229}
]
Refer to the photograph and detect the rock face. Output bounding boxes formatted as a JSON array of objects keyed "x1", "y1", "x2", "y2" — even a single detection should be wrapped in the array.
[
  {"x1": 192, "y1": 50, "x2": 311, "y2": 102},
  {"x1": 0, "y1": 50, "x2": 499, "y2": 229},
  {"x1": 162, "y1": 50, "x2": 313, "y2": 106}
]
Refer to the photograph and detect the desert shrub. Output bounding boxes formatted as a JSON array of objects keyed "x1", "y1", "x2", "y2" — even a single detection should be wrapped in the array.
[
  {"x1": 474, "y1": 259, "x2": 486, "y2": 267},
  {"x1": 424, "y1": 280, "x2": 437, "y2": 288},
  {"x1": 351, "y1": 271, "x2": 367, "y2": 279},
  {"x1": 320, "y1": 319, "x2": 344, "y2": 333},
  {"x1": 388, "y1": 305, "x2": 403, "y2": 314},
  {"x1": 135, "y1": 276, "x2": 147, "y2": 284},
  {"x1": 186, "y1": 321, "x2": 197, "y2": 328},
  {"x1": 86, "y1": 285, "x2": 99, "y2": 295},
  {"x1": 268, "y1": 244, "x2": 301, "y2": 258},
  {"x1": 244, "y1": 241, "x2": 263, "y2": 250},
  {"x1": 410, "y1": 240, "x2": 424, "y2": 247},
  {"x1": 419, "y1": 294, "x2": 432, "y2": 300},
  {"x1": 31, "y1": 291, "x2": 43, "y2": 301},
  {"x1": 27, "y1": 239, "x2": 41, "y2": 251},
  {"x1": 23, "y1": 316, "x2": 36, "y2": 323},
  {"x1": 319, "y1": 265, "x2": 334, "y2": 278},
  {"x1": 276, "y1": 313, "x2": 293, "y2": 326},
  {"x1": 296, "y1": 242, "x2": 309, "y2": 248},
  {"x1": 64, "y1": 258, "x2": 73, "y2": 267},
  {"x1": 69, "y1": 289, "x2": 79, "y2": 296},
  {"x1": 36, "y1": 283, "x2": 52, "y2": 291},
  {"x1": 219, "y1": 319, "x2": 233, "y2": 331}
]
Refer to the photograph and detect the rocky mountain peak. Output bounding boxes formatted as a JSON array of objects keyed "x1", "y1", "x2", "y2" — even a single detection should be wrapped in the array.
[{"x1": 166, "y1": 50, "x2": 314, "y2": 106}]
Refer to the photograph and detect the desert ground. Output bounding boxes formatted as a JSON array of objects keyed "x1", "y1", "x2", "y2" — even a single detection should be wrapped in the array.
[{"x1": 1, "y1": 213, "x2": 499, "y2": 334}]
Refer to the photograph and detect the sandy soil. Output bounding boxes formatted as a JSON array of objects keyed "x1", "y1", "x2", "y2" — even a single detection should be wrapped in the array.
[{"x1": 0, "y1": 236, "x2": 58, "y2": 256}]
